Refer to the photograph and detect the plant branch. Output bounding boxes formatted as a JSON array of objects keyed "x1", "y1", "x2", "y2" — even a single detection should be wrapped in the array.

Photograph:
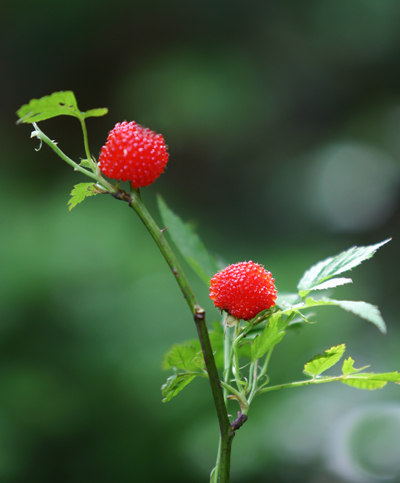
[
  {"x1": 220, "y1": 382, "x2": 249, "y2": 411},
  {"x1": 232, "y1": 326, "x2": 245, "y2": 395},
  {"x1": 31, "y1": 123, "x2": 116, "y2": 192},
  {"x1": 247, "y1": 359, "x2": 258, "y2": 405},
  {"x1": 80, "y1": 118, "x2": 92, "y2": 163},
  {"x1": 127, "y1": 186, "x2": 234, "y2": 482},
  {"x1": 256, "y1": 375, "x2": 344, "y2": 396}
]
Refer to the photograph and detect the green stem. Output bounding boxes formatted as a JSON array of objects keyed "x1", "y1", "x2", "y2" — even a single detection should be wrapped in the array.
[
  {"x1": 223, "y1": 316, "x2": 232, "y2": 405},
  {"x1": 128, "y1": 187, "x2": 233, "y2": 482},
  {"x1": 259, "y1": 346, "x2": 274, "y2": 383},
  {"x1": 232, "y1": 326, "x2": 245, "y2": 394},
  {"x1": 256, "y1": 375, "x2": 344, "y2": 396},
  {"x1": 214, "y1": 315, "x2": 232, "y2": 483},
  {"x1": 129, "y1": 188, "x2": 198, "y2": 313},
  {"x1": 220, "y1": 382, "x2": 249, "y2": 411},
  {"x1": 80, "y1": 118, "x2": 92, "y2": 163},
  {"x1": 213, "y1": 438, "x2": 222, "y2": 483},
  {"x1": 247, "y1": 359, "x2": 258, "y2": 406},
  {"x1": 32, "y1": 123, "x2": 116, "y2": 192}
]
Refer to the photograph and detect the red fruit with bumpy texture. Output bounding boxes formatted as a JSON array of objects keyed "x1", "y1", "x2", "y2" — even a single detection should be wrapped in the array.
[
  {"x1": 98, "y1": 121, "x2": 169, "y2": 188},
  {"x1": 209, "y1": 261, "x2": 277, "y2": 321}
]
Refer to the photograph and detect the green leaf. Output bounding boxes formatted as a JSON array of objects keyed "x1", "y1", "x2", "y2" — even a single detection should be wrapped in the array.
[
  {"x1": 162, "y1": 325, "x2": 224, "y2": 372},
  {"x1": 209, "y1": 326, "x2": 224, "y2": 369},
  {"x1": 80, "y1": 159, "x2": 93, "y2": 168},
  {"x1": 162, "y1": 344, "x2": 198, "y2": 371},
  {"x1": 342, "y1": 357, "x2": 369, "y2": 375},
  {"x1": 297, "y1": 239, "x2": 390, "y2": 297},
  {"x1": 210, "y1": 466, "x2": 217, "y2": 483},
  {"x1": 342, "y1": 372, "x2": 400, "y2": 390},
  {"x1": 333, "y1": 300, "x2": 386, "y2": 334},
  {"x1": 288, "y1": 297, "x2": 387, "y2": 334},
  {"x1": 16, "y1": 91, "x2": 108, "y2": 124},
  {"x1": 303, "y1": 344, "x2": 346, "y2": 377},
  {"x1": 275, "y1": 293, "x2": 302, "y2": 309},
  {"x1": 342, "y1": 379, "x2": 387, "y2": 390},
  {"x1": 17, "y1": 91, "x2": 80, "y2": 123},
  {"x1": 83, "y1": 108, "x2": 108, "y2": 119},
  {"x1": 157, "y1": 195, "x2": 220, "y2": 284},
  {"x1": 251, "y1": 313, "x2": 287, "y2": 361},
  {"x1": 161, "y1": 372, "x2": 197, "y2": 402},
  {"x1": 211, "y1": 320, "x2": 224, "y2": 335},
  {"x1": 308, "y1": 277, "x2": 353, "y2": 292},
  {"x1": 67, "y1": 183, "x2": 99, "y2": 211},
  {"x1": 242, "y1": 327, "x2": 264, "y2": 341}
]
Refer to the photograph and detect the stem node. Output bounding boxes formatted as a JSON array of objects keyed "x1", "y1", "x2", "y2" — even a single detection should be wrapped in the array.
[
  {"x1": 231, "y1": 412, "x2": 248, "y2": 431},
  {"x1": 112, "y1": 189, "x2": 130, "y2": 202}
]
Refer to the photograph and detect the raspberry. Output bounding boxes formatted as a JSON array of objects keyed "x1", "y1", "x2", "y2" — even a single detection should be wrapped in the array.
[
  {"x1": 209, "y1": 261, "x2": 277, "y2": 321},
  {"x1": 98, "y1": 121, "x2": 169, "y2": 188}
]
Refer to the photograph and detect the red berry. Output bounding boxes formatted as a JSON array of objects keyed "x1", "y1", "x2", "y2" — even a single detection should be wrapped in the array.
[
  {"x1": 209, "y1": 261, "x2": 277, "y2": 320},
  {"x1": 98, "y1": 121, "x2": 169, "y2": 188}
]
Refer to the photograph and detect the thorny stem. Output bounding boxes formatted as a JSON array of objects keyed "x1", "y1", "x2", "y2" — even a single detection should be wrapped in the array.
[
  {"x1": 31, "y1": 123, "x2": 116, "y2": 192},
  {"x1": 214, "y1": 316, "x2": 232, "y2": 483},
  {"x1": 127, "y1": 186, "x2": 236, "y2": 483}
]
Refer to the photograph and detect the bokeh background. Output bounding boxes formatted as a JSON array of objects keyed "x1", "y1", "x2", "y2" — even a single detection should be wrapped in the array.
[{"x1": 2, "y1": 1, "x2": 400, "y2": 482}]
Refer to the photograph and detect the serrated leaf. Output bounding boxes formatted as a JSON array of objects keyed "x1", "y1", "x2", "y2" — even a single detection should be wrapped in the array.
[
  {"x1": 251, "y1": 313, "x2": 287, "y2": 361},
  {"x1": 191, "y1": 353, "x2": 206, "y2": 369},
  {"x1": 342, "y1": 357, "x2": 369, "y2": 375},
  {"x1": 67, "y1": 183, "x2": 99, "y2": 211},
  {"x1": 162, "y1": 327, "x2": 224, "y2": 372},
  {"x1": 17, "y1": 91, "x2": 81, "y2": 123},
  {"x1": 83, "y1": 108, "x2": 108, "y2": 118},
  {"x1": 157, "y1": 196, "x2": 220, "y2": 285},
  {"x1": 161, "y1": 373, "x2": 196, "y2": 402},
  {"x1": 361, "y1": 372, "x2": 400, "y2": 382},
  {"x1": 16, "y1": 91, "x2": 108, "y2": 124},
  {"x1": 309, "y1": 277, "x2": 353, "y2": 292},
  {"x1": 341, "y1": 372, "x2": 400, "y2": 390},
  {"x1": 333, "y1": 300, "x2": 386, "y2": 334},
  {"x1": 289, "y1": 297, "x2": 387, "y2": 334},
  {"x1": 303, "y1": 344, "x2": 346, "y2": 377},
  {"x1": 342, "y1": 379, "x2": 387, "y2": 390},
  {"x1": 297, "y1": 239, "x2": 390, "y2": 297},
  {"x1": 162, "y1": 344, "x2": 197, "y2": 371}
]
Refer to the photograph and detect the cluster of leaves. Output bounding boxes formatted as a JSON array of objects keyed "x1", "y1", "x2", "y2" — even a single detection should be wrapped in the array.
[
  {"x1": 158, "y1": 198, "x2": 397, "y2": 404},
  {"x1": 302, "y1": 344, "x2": 400, "y2": 390},
  {"x1": 280, "y1": 239, "x2": 390, "y2": 334},
  {"x1": 16, "y1": 91, "x2": 113, "y2": 209},
  {"x1": 161, "y1": 322, "x2": 223, "y2": 402}
]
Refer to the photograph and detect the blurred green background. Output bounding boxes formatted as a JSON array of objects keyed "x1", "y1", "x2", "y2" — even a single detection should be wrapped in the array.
[{"x1": 2, "y1": 1, "x2": 400, "y2": 482}]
